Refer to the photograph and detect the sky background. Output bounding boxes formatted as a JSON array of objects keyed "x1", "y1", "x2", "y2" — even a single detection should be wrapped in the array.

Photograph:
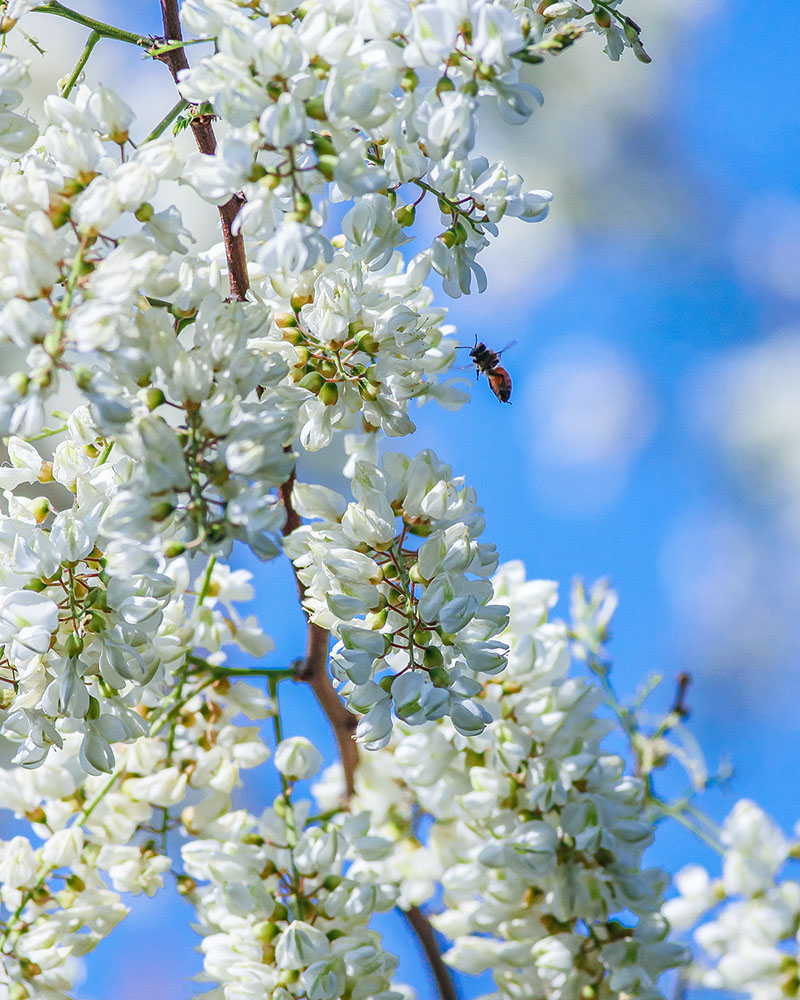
[{"x1": 7, "y1": 1, "x2": 800, "y2": 997}]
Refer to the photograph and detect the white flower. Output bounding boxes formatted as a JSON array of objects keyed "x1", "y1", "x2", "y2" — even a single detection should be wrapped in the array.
[
  {"x1": 275, "y1": 921, "x2": 330, "y2": 970},
  {"x1": 274, "y1": 737, "x2": 323, "y2": 780}
]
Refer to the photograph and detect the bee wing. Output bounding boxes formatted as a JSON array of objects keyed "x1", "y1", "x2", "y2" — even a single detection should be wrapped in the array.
[{"x1": 496, "y1": 339, "x2": 517, "y2": 357}]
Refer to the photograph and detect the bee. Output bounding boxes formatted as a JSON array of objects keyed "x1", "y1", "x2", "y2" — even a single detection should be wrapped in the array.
[{"x1": 467, "y1": 337, "x2": 514, "y2": 403}]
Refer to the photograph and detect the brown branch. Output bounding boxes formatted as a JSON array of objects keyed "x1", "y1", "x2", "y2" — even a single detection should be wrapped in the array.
[
  {"x1": 279, "y1": 469, "x2": 359, "y2": 800},
  {"x1": 160, "y1": 3, "x2": 355, "y2": 793},
  {"x1": 403, "y1": 906, "x2": 459, "y2": 1000},
  {"x1": 159, "y1": 0, "x2": 249, "y2": 301}
]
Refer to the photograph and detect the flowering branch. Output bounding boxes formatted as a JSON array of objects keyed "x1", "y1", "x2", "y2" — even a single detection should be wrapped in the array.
[
  {"x1": 158, "y1": 0, "x2": 249, "y2": 301},
  {"x1": 280, "y1": 471, "x2": 359, "y2": 800}
]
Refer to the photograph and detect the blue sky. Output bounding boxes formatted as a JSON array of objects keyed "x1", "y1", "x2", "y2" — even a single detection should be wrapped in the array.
[{"x1": 9, "y1": 1, "x2": 800, "y2": 997}]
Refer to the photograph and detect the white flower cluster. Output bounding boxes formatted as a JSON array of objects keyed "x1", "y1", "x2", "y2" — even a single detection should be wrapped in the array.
[
  {"x1": 285, "y1": 448, "x2": 510, "y2": 746},
  {"x1": 185, "y1": 736, "x2": 403, "y2": 1000},
  {"x1": 177, "y1": 0, "x2": 562, "y2": 297},
  {"x1": 0, "y1": 673, "x2": 273, "y2": 998},
  {"x1": 316, "y1": 563, "x2": 687, "y2": 1000},
  {"x1": 0, "y1": 408, "x2": 273, "y2": 772},
  {"x1": 665, "y1": 801, "x2": 800, "y2": 1000},
  {"x1": 258, "y1": 249, "x2": 469, "y2": 451}
]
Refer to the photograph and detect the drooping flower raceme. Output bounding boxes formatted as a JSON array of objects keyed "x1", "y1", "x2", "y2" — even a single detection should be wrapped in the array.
[
  {"x1": 316, "y1": 562, "x2": 688, "y2": 1000},
  {"x1": 285, "y1": 448, "x2": 509, "y2": 746},
  {"x1": 665, "y1": 802, "x2": 800, "y2": 1000}
]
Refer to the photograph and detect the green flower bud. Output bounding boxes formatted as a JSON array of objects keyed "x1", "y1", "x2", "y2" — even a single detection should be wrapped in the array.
[
  {"x1": 137, "y1": 387, "x2": 165, "y2": 411},
  {"x1": 305, "y1": 95, "x2": 327, "y2": 120},
  {"x1": 248, "y1": 162, "x2": 267, "y2": 182},
  {"x1": 318, "y1": 381, "x2": 339, "y2": 406},
  {"x1": 429, "y1": 665, "x2": 451, "y2": 688},
  {"x1": 64, "y1": 633, "x2": 84, "y2": 658},
  {"x1": 594, "y1": 7, "x2": 612, "y2": 28},
  {"x1": 423, "y1": 646, "x2": 444, "y2": 670},
  {"x1": 312, "y1": 132, "x2": 336, "y2": 156},
  {"x1": 395, "y1": 204, "x2": 416, "y2": 227},
  {"x1": 293, "y1": 192, "x2": 313, "y2": 221},
  {"x1": 355, "y1": 331, "x2": 380, "y2": 354},
  {"x1": 401, "y1": 69, "x2": 419, "y2": 91},
  {"x1": 299, "y1": 371, "x2": 325, "y2": 395},
  {"x1": 290, "y1": 289, "x2": 313, "y2": 311},
  {"x1": 151, "y1": 501, "x2": 174, "y2": 522},
  {"x1": 316, "y1": 153, "x2": 338, "y2": 181},
  {"x1": 66, "y1": 873, "x2": 86, "y2": 892},
  {"x1": 134, "y1": 202, "x2": 154, "y2": 222},
  {"x1": 74, "y1": 366, "x2": 93, "y2": 390},
  {"x1": 436, "y1": 76, "x2": 455, "y2": 97},
  {"x1": 8, "y1": 371, "x2": 29, "y2": 395}
]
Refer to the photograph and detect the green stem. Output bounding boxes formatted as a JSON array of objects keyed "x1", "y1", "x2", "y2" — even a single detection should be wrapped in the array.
[
  {"x1": 161, "y1": 664, "x2": 187, "y2": 854},
  {"x1": 32, "y1": 2, "x2": 152, "y2": 47},
  {"x1": 27, "y1": 424, "x2": 67, "y2": 442},
  {"x1": 197, "y1": 555, "x2": 217, "y2": 605},
  {"x1": 197, "y1": 665, "x2": 297, "y2": 679},
  {"x1": 392, "y1": 541, "x2": 417, "y2": 670},
  {"x1": 60, "y1": 29, "x2": 100, "y2": 99},
  {"x1": 147, "y1": 37, "x2": 210, "y2": 57},
  {"x1": 659, "y1": 805, "x2": 723, "y2": 855},
  {"x1": 268, "y1": 674, "x2": 305, "y2": 920},
  {"x1": 142, "y1": 97, "x2": 188, "y2": 144}
]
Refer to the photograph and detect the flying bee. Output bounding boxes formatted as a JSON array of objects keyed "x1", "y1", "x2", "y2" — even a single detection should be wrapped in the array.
[{"x1": 459, "y1": 336, "x2": 515, "y2": 403}]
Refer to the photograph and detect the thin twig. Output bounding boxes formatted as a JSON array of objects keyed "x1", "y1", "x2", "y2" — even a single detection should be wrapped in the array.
[
  {"x1": 403, "y1": 906, "x2": 459, "y2": 1000},
  {"x1": 279, "y1": 469, "x2": 359, "y2": 800},
  {"x1": 32, "y1": 2, "x2": 151, "y2": 47},
  {"x1": 142, "y1": 96, "x2": 187, "y2": 144},
  {"x1": 159, "y1": 0, "x2": 249, "y2": 301},
  {"x1": 60, "y1": 29, "x2": 100, "y2": 99}
]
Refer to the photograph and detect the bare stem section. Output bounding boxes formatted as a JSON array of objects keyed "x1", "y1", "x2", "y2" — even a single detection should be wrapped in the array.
[
  {"x1": 404, "y1": 906, "x2": 459, "y2": 1000},
  {"x1": 159, "y1": 0, "x2": 249, "y2": 301}
]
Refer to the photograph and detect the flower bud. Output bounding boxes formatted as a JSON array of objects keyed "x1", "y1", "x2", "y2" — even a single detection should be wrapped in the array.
[
  {"x1": 395, "y1": 204, "x2": 416, "y2": 228},
  {"x1": 64, "y1": 633, "x2": 84, "y2": 658},
  {"x1": 275, "y1": 736, "x2": 323, "y2": 780},
  {"x1": 318, "y1": 382, "x2": 339, "y2": 406},
  {"x1": 299, "y1": 372, "x2": 325, "y2": 395},
  {"x1": 305, "y1": 96, "x2": 327, "y2": 121},
  {"x1": 316, "y1": 154, "x2": 337, "y2": 181}
]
